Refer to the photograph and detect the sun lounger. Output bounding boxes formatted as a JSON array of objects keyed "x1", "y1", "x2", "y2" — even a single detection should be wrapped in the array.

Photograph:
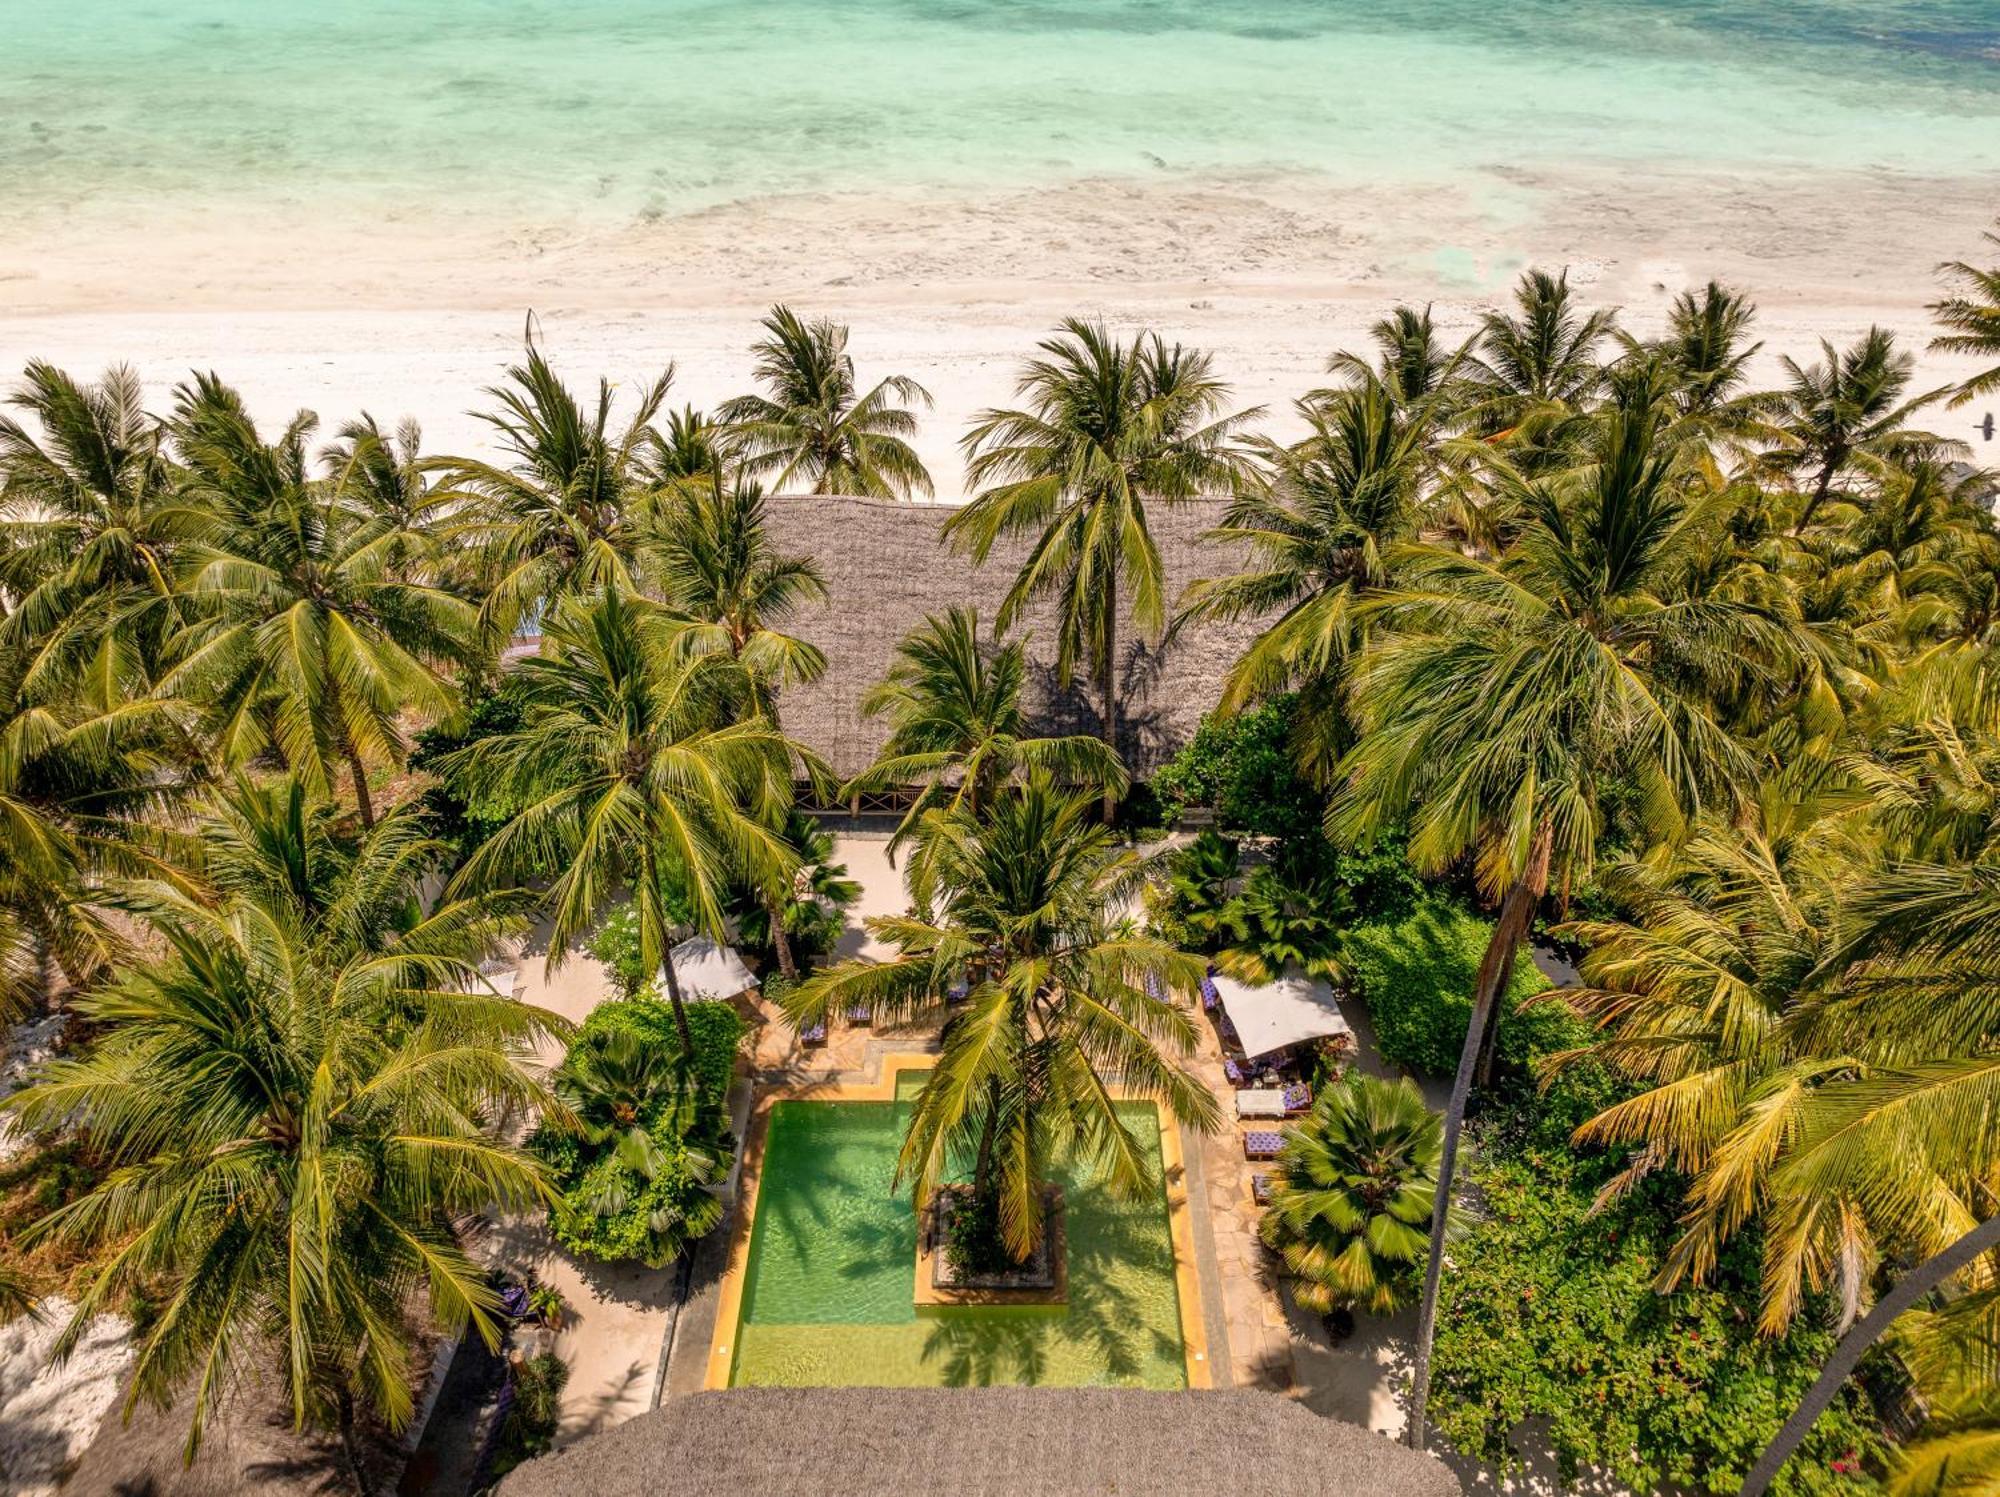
[
  {"x1": 1199, "y1": 972, "x2": 1220, "y2": 1011},
  {"x1": 845, "y1": 1005, "x2": 871, "y2": 1026},
  {"x1": 1243, "y1": 1129, "x2": 1283, "y2": 1160},
  {"x1": 800, "y1": 1020, "x2": 827, "y2": 1048},
  {"x1": 1236, "y1": 1088, "x2": 1287, "y2": 1120},
  {"x1": 1281, "y1": 1081, "x2": 1312, "y2": 1114},
  {"x1": 1222, "y1": 1056, "x2": 1247, "y2": 1086},
  {"x1": 1251, "y1": 1172, "x2": 1274, "y2": 1207}
]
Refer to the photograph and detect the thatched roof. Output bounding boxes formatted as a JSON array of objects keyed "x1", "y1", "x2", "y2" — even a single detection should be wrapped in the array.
[
  {"x1": 761, "y1": 496, "x2": 1258, "y2": 780},
  {"x1": 497, "y1": 1387, "x2": 1461, "y2": 1497}
]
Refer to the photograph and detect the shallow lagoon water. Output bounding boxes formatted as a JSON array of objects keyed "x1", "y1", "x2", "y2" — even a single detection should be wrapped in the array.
[{"x1": 5, "y1": 1, "x2": 1999, "y2": 227}]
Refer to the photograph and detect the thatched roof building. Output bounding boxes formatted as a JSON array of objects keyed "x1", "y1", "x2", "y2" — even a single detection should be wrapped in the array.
[
  {"x1": 497, "y1": 1387, "x2": 1462, "y2": 1497},
  {"x1": 760, "y1": 496, "x2": 1258, "y2": 782}
]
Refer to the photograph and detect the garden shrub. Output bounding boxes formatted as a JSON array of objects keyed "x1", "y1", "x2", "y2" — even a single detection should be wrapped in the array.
[
  {"x1": 1337, "y1": 899, "x2": 1580, "y2": 1079},
  {"x1": 1152, "y1": 695, "x2": 1323, "y2": 843},
  {"x1": 530, "y1": 995, "x2": 743, "y2": 1267},
  {"x1": 487, "y1": 1352, "x2": 569, "y2": 1480},
  {"x1": 1432, "y1": 1112, "x2": 1885, "y2": 1494}
]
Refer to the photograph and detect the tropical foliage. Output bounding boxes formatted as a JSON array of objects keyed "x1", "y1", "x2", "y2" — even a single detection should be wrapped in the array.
[
  {"x1": 781, "y1": 775, "x2": 1221, "y2": 1260},
  {"x1": 1259, "y1": 1073, "x2": 1446, "y2": 1316},
  {"x1": 1, "y1": 237, "x2": 1998, "y2": 1489}
]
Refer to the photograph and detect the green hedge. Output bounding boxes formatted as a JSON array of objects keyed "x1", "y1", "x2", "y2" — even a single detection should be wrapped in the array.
[{"x1": 1338, "y1": 899, "x2": 1580, "y2": 1078}]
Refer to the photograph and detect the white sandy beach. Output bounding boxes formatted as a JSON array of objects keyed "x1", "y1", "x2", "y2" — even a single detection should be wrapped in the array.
[{"x1": 3, "y1": 167, "x2": 1998, "y2": 494}]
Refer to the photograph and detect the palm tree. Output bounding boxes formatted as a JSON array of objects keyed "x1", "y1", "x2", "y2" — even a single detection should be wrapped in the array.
[
  {"x1": 447, "y1": 336, "x2": 672, "y2": 636},
  {"x1": 781, "y1": 776, "x2": 1221, "y2": 1259},
  {"x1": 647, "y1": 472, "x2": 828, "y2": 976},
  {"x1": 1466, "y1": 268, "x2": 1617, "y2": 449},
  {"x1": 445, "y1": 585, "x2": 803, "y2": 1049},
  {"x1": 716, "y1": 306, "x2": 932, "y2": 499},
  {"x1": 1930, "y1": 222, "x2": 2000, "y2": 407},
  {"x1": 948, "y1": 319, "x2": 1259, "y2": 812},
  {"x1": 2, "y1": 779, "x2": 558, "y2": 1489},
  {"x1": 1326, "y1": 304, "x2": 1475, "y2": 409},
  {"x1": 1767, "y1": 327, "x2": 1955, "y2": 533},
  {"x1": 323, "y1": 413, "x2": 463, "y2": 587},
  {"x1": 0, "y1": 644, "x2": 196, "y2": 1009},
  {"x1": 1258, "y1": 1073, "x2": 1446, "y2": 1317},
  {"x1": 0, "y1": 361, "x2": 188, "y2": 696},
  {"x1": 647, "y1": 471, "x2": 828, "y2": 692},
  {"x1": 1175, "y1": 374, "x2": 1437, "y2": 776},
  {"x1": 159, "y1": 375, "x2": 475, "y2": 827},
  {"x1": 1641, "y1": 280, "x2": 1768, "y2": 432},
  {"x1": 841, "y1": 606, "x2": 1126, "y2": 852},
  {"x1": 1332, "y1": 391, "x2": 1808, "y2": 1450}
]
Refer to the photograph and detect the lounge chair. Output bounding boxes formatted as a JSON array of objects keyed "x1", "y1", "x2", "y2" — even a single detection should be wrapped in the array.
[
  {"x1": 1250, "y1": 1172, "x2": 1275, "y2": 1207},
  {"x1": 1281, "y1": 1081, "x2": 1312, "y2": 1114},
  {"x1": 1222, "y1": 1056, "x2": 1247, "y2": 1086},
  {"x1": 800, "y1": 1020, "x2": 827, "y2": 1048},
  {"x1": 845, "y1": 1004, "x2": 872, "y2": 1026},
  {"x1": 1243, "y1": 1129, "x2": 1283, "y2": 1160},
  {"x1": 1199, "y1": 972, "x2": 1220, "y2": 1011},
  {"x1": 1235, "y1": 1088, "x2": 1287, "y2": 1120}
]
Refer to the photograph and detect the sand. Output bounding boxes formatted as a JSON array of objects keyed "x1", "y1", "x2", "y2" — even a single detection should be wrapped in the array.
[{"x1": 2, "y1": 166, "x2": 1996, "y2": 496}]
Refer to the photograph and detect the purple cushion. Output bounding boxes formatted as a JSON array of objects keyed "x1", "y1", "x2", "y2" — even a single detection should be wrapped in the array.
[
  {"x1": 801, "y1": 1021, "x2": 827, "y2": 1044},
  {"x1": 1251, "y1": 1173, "x2": 1274, "y2": 1205},
  {"x1": 1243, "y1": 1130, "x2": 1283, "y2": 1158},
  {"x1": 1281, "y1": 1082, "x2": 1311, "y2": 1112},
  {"x1": 1222, "y1": 1057, "x2": 1246, "y2": 1085}
]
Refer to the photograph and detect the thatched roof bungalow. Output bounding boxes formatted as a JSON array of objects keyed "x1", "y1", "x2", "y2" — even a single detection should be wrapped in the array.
[
  {"x1": 758, "y1": 495, "x2": 1258, "y2": 785},
  {"x1": 497, "y1": 1387, "x2": 1463, "y2": 1496}
]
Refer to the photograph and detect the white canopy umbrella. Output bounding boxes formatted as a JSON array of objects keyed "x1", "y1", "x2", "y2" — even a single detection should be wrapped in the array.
[
  {"x1": 1212, "y1": 968, "x2": 1350, "y2": 1060},
  {"x1": 659, "y1": 935, "x2": 759, "y2": 1002}
]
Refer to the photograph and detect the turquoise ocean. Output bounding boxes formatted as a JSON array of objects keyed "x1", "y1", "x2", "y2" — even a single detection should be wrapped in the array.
[{"x1": 5, "y1": 1, "x2": 2000, "y2": 226}]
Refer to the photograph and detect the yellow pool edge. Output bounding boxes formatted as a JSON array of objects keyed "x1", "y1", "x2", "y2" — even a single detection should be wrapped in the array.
[{"x1": 702, "y1": 1051, "x2": 1214, "y2": 1391}]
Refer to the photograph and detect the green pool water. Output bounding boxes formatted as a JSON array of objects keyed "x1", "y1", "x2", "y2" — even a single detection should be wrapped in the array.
[{"x1": 730, "y1": 1074, "x2": 1188, "y2": 1389}]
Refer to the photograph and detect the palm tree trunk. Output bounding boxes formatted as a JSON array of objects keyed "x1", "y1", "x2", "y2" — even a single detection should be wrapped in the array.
[
  {"x1": 1404, "y1": 821, "x2": 1553, "y2": 1452},
  {"x1": 347, "y1": 747, "x2": 375, "y2": 830},
  {"x1": 1471, "y1": 929, "x2": 1527, "y2": 1090},
  {"x1": 1793, "y1": 455, "x2": 1839, "y2": 535},
  {"x1": 659, "y1": 941, "x2": 695, "y2": 1054},
  {"x1": 335, "y1": 1386, "x2": 373, "y2": 1497},
  {"x1": 765, "y1": 890, "x2": 798, "y2": 981},
  {"x1": 1739, "y1": 1212, "x2": 2000, "y2": 1497},
  {"x1": 639, "y1": 842, "x2": 694, "y2": 1053},
  {"x1": 1101, "y1": 572, "x2": 1120, "y2": 825}
]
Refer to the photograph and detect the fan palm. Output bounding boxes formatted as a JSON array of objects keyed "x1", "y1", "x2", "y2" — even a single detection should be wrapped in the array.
[
  {"x1": 716, "y1": 306, "x2": 932, "y2": 499},
  {"x1": 1930, "y1": 222, "x2": 2000, "y2": 408},
  {"x1": 1333, "y1": 390, "x2": 1808, "y2": 1449},
  {"x1": 1767, "y1": 327, "x2": 1955, "y2": 533},
  {"x1": 446, "y1": 337, "x2": 672, "y2": 636},
  {"x1": 949, "y1": 319, "x2": 1259, "y2": 808},
  {"x1": 2, "y1": 778, "x2": 558, "y2": 1485},
  {"x1": 1175, "y1": 374, "x2": 1437, "y2": 775},
  {"x1": 158, "y1": 375, "x2": 475, "y2": 826},
  {"x1": 780, "y1": 776, "x2": 1221, "y2": 1259},
  {"x1": 553, "y1": 1025, "x2": 720, "y2": 1235},
  {"x1": 0, "y1": 361, "x2": 188, "y2": 698},
  {"x1": 841, "y1": 606, "x2": 1126, "y2": 853},
  {"x1": 1258, "y1": 1073, "x2": 1447, "y2": 1316},
  {"x1": 445, "y1": 585, "x2": 804, "y2": 1050}
]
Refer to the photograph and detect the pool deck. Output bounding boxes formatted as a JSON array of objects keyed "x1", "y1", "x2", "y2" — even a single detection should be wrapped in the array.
[{"x1": 697, "y1": 1049, "x2": 1215, "y2": 1391}]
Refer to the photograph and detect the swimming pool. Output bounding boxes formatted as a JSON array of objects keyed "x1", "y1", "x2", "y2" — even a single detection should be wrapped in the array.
[{"x1": 712, "y1": 1066, "x2": 1201, "y2": 1390}]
